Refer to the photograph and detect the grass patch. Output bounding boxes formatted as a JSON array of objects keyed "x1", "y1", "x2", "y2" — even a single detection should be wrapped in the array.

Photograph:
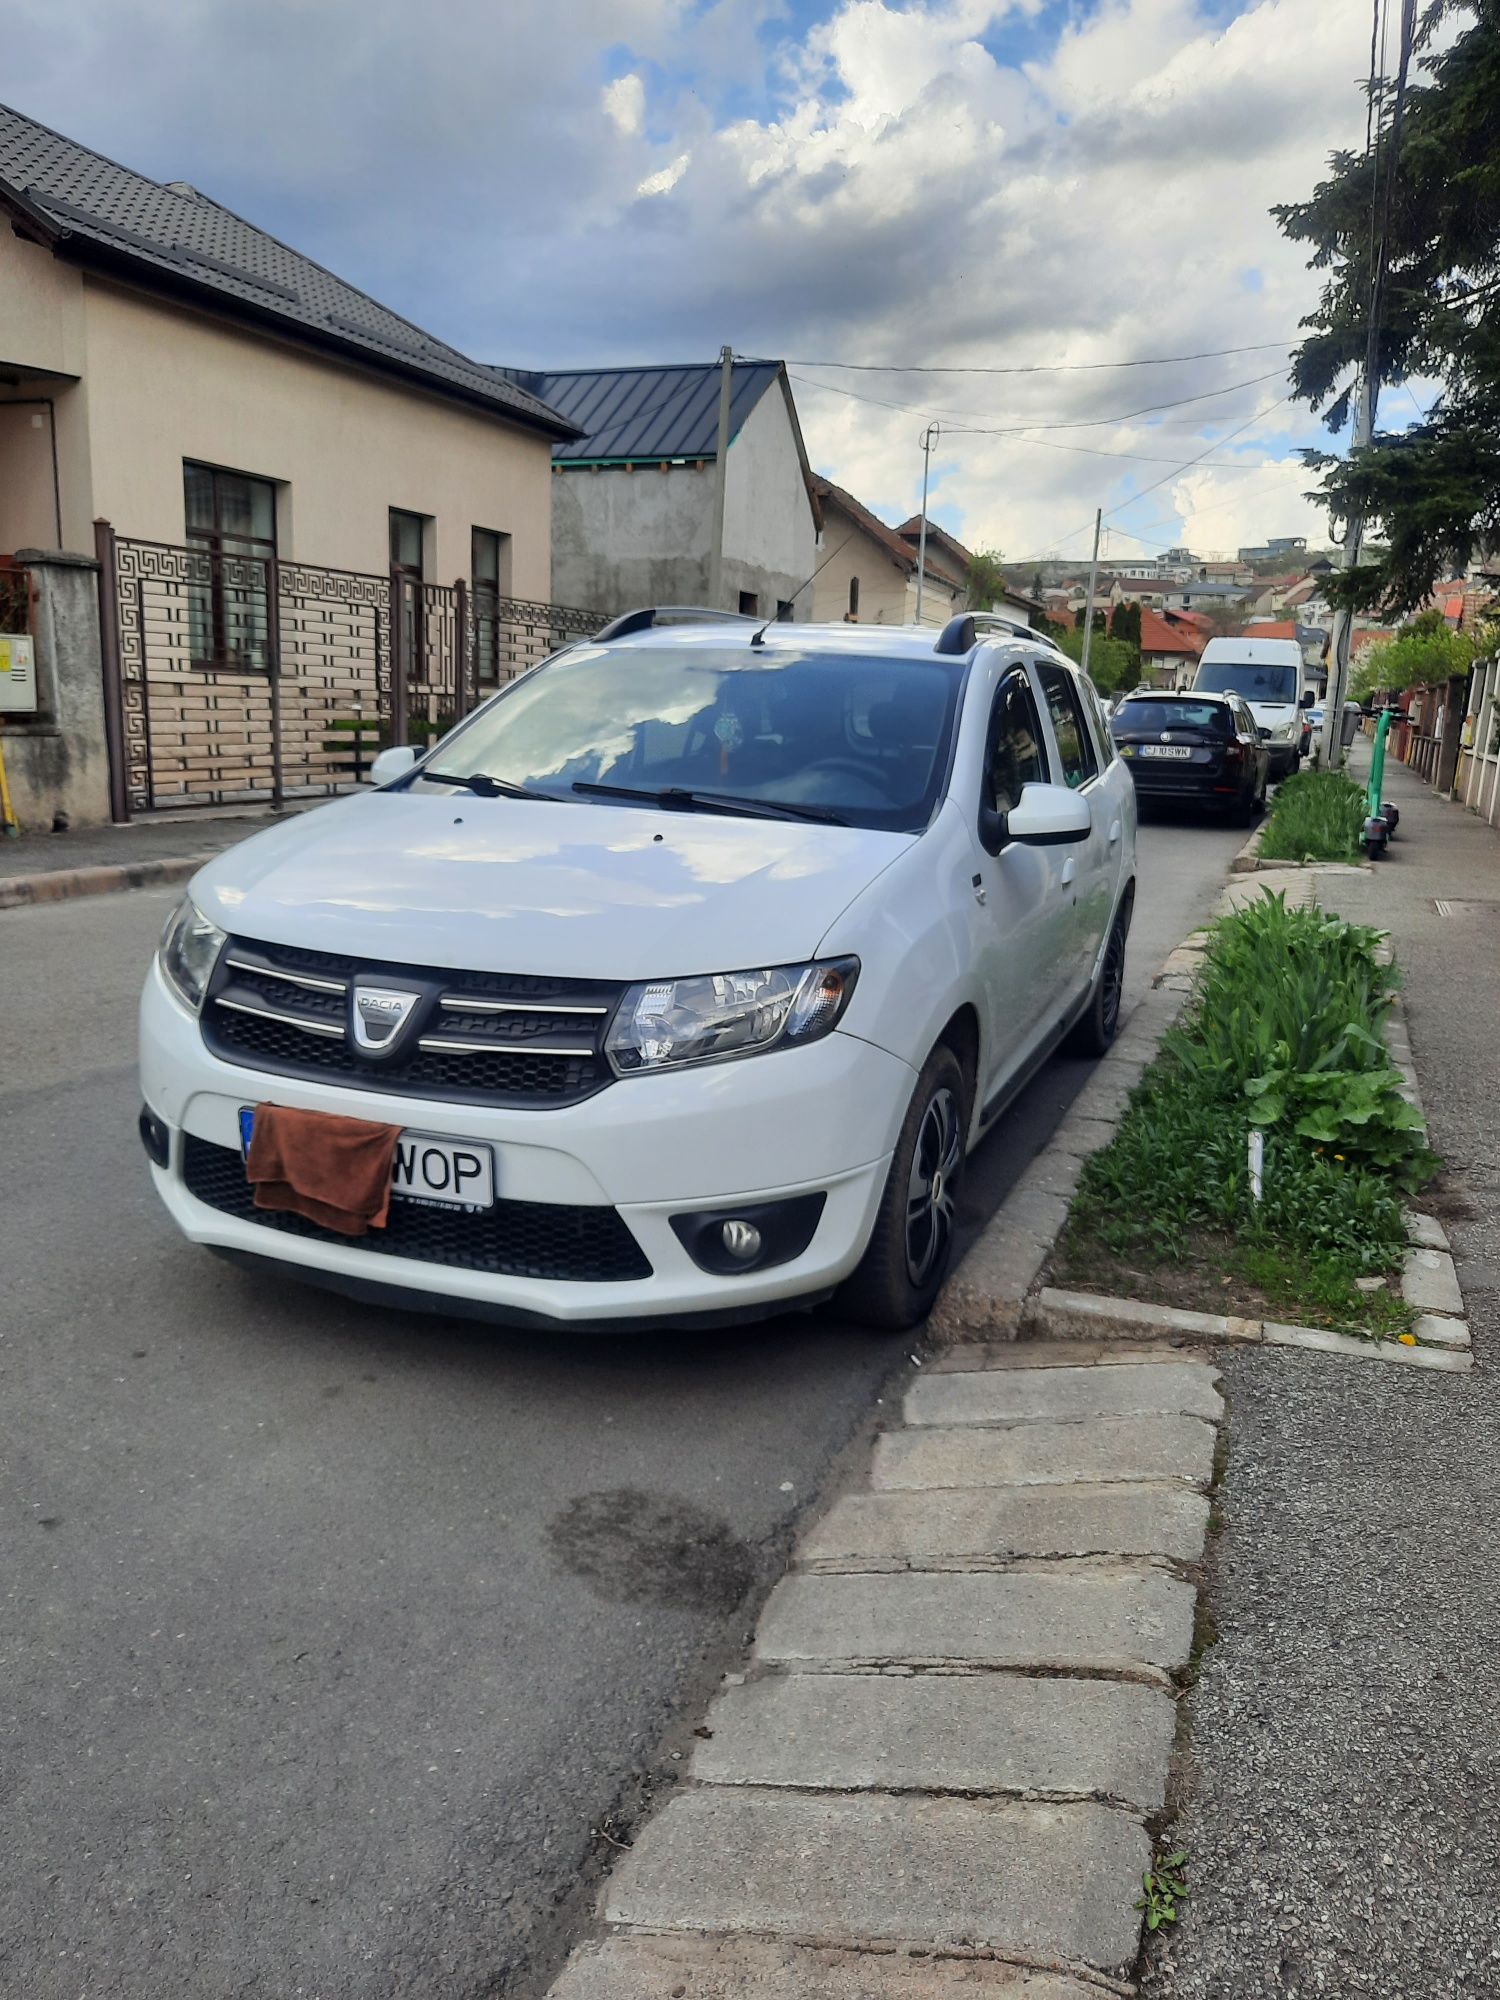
[
  {"x1": 1055, "y1": 894, "x2": 1436, "y2": 1339},
  {"x1": 1256, "y1": 767, "x2": 1367, "y2": 863}
]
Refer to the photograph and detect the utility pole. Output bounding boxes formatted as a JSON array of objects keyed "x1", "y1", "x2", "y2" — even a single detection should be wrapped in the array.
[
  {"x1": 1319, "y1": 373, "x2": 1376, "y2": 770},
  {"x1": 914, "y1": 423, "x2": 939, "y2": 625},
  {"x1": 1080, "y1": 509, "x2": 1102, "y2": 683},
  {"x1": 707, "y1": 344, "x2": 734, "y2": 610}
]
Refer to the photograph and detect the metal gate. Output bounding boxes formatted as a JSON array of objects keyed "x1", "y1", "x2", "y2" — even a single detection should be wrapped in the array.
[{"x1": 95, "y1": 521, "x2": 605, "y2": 819}]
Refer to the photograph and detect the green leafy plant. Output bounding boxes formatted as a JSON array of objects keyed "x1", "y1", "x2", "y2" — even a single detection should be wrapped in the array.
[
  {"x1": 1256, "y1": 769, "x2": 1367, "y2": 864},
  {"x1": 1137, "y1": 1850, "x2": 1189, "y2": 1932},
  {"x1": 1061, "y1": 894, "x2": 1434, "y2": 1332}
]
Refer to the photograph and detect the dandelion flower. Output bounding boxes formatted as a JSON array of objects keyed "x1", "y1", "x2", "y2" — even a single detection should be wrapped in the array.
[
  {"x1": 1334, "y1": 1153, "x2": 1346, "y2": 1162},
  {"x1": 1398, "y1": 1334, "x2": 1417, "y2": 1347}
]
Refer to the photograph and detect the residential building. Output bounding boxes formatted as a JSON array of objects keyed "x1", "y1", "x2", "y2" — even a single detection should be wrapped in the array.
[
  {"x1": 1238, "y1": 535, "x2": 1309, "y2": 564},
  {"x1": 1163, "y1": 578, "x2": 1255, "y2": 613},
  {"x1": 1138, "y1": 606, "x2": 1209, "y2": 688},
  {"x1": 0, "y1": 102, "x2": 571, "y2": 586},
  {"x1": 0, "y1": 100, "x2": 583, "y2": 827},
  {"x1": 512, "y1": 360, "x2": 819, "y2": 620},
  {"x1": 807, "y1": 477, "x2": 963, "y2": 626},
  {"x1": 893, "y1": 516, "x2": 1045, "y2": 627}
]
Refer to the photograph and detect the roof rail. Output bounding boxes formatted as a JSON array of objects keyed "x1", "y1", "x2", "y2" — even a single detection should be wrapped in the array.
[
  {"x1": 593, "y1": 605, "x2": 761, "y2": 643},
  {"x1": 933, "y1": 610, "x2": 1064, "y2": 657}
]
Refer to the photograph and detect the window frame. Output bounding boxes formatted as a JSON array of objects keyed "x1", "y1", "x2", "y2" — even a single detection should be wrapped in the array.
[
  {"x1": 183, "y1": 459, "x2": 278, "y2": 674},
  {"x1": 982, "y1": 663, "x2": 1051, "y2": 835},
  {"x1": 1037, "y1": 660, "x2": 1101, "y2": 790},
  {"x1": 471, "y1": 526, "x2": 513, "y2": 686}
]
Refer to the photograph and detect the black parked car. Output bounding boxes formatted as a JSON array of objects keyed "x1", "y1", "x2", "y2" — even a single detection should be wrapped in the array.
[{"x1": 1111, "y1": 689, "x2": 1270, "y2": 824}]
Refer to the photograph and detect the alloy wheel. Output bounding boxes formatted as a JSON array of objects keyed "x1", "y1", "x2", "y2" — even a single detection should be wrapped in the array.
[
  {"x1": 1100, "y1": 918, "x2": 1126, "y2": 1041},
  {"x1": 905, "y1": 1085, "x2": 963, "y2": 1287}
]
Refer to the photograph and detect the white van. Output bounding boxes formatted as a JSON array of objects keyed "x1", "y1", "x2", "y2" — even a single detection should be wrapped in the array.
[{"x1": 1191, "y1": 637, "x2": 1310, "y2": 778}]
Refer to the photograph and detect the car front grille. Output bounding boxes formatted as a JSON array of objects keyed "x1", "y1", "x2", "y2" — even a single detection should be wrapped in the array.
[
  {"x1": 182, "y1": 1135, "x2": 652, "y2": 1283},
  {"x1": 201, "y1": 935, "x2": 620, "y2": 1109}
]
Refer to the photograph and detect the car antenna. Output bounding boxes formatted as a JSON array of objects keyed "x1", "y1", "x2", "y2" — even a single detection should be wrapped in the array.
[{"x1": 749, "y1": 529, "x2": 858, "y2": 645}]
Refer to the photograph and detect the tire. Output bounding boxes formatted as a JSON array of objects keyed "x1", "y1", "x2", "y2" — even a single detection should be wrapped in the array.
[
  {"x1": 1065, "y1": 898, "x2": 1130, "y2": 1058},
  {"x1": 837, "y1": 1043, "x2": 969, "y2": 1331}
]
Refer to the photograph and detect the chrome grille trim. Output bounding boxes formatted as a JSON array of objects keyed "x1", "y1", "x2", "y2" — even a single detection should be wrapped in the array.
[
  {"x1": 418, "y1": 1035, "x2": 595, "y2": 1057},
  {"x1": 216, "y1": 995, "x2": 345, "y2": 1038},
  {"x1": 438, "y1": 995, "x2": 609, "y2": 1016},
  {"x1": 224, "y1": 953, "x2": 347, "y2": 995}
]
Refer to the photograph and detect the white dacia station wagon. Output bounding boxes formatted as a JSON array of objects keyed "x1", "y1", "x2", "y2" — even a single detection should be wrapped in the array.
[{"x1": 140, "y1": 608, "x2": 1137, "y2": 1331}]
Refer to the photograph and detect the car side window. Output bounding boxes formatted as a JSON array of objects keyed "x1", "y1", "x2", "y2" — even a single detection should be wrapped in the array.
[
  {"x1": 1079, "y1": 674, "x2": 1116, "y2": 765},
  {"x1": 1038, "y1": 664, "x2": 1100, "y2": 788},
  {"x1": 986, "y1": 669, "x2": 1048, "y2": 816}
]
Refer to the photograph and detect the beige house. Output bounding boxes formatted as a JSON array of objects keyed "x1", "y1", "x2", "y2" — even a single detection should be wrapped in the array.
[
  {"x1": 0, "y1": 102, "x2": 582, "y2": 823},
  {"x1": 809, "y1": 477, "x2": 965, "y2": 626}
]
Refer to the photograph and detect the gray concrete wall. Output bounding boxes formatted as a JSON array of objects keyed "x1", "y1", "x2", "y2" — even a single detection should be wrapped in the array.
[
  {"x1": 2, "y1": 550, "x2": 111, "y2": 831},
  {"x1": 549, "y1": 463, "x2": 714, "y2": 613},
  {"x1": 722, "y1": 386, "x2": 817, "y2": 616}
]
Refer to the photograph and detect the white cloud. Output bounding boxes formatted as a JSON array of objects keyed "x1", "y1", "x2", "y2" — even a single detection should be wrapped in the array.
[
  {"x1": 602, "y1": 73, "x2": 646, "y2": 137},
  {"x1": 3, "y1": 0, "x2": 1375, "y2": 562},
  {"x1": 637, "y1": 151, "x2": 692, "y2": 196}
]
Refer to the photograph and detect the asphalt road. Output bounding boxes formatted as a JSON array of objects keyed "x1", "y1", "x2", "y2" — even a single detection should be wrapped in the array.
[{"x1": 1, "y1": 805, "x2": 1245, "y2": 2000}]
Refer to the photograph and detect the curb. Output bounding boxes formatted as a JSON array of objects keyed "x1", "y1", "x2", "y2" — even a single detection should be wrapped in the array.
[{"x1": 0, "y1": 854, "x2": 207, "y2": 911}]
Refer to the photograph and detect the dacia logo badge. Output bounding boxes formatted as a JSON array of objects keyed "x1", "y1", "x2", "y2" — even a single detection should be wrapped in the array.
[{"x1": 351, "y1": 985, "x2": 420, "y2": 1053}]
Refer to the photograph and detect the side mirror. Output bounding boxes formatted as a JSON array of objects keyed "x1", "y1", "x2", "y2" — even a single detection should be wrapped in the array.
[
  {"x1": 1006, "y1": 781, "x2": 1092, "y2": 847},
  {"x1": 369, "y1": 745, "x2": 418, "y2": 787},
  {"x1": 1300, "y1": 689, "x2": 1315, "y2": 708}
]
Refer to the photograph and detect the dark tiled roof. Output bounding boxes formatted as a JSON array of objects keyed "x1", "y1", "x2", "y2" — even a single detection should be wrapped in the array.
[
  {"x1": 0, "y1": 102, "x2": 575, "y2": 438},
  {"x1": 501, "y1": 360, "x2": 782, "y2": 463}
]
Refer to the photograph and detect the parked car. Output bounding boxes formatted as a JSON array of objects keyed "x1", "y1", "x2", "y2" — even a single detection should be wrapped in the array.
[
  {"x1": 1190, "y1": 636, "x2": 1312, "y2": 778},
  {"x1": 1111, "y1": 689, "x2": 1269, "y2": 823},
  {"x1": 140, "y1": 609, "x2": 1137, "y2": 1332}
]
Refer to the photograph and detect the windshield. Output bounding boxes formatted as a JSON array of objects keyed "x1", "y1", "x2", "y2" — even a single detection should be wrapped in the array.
[
  {"x1": 1194, "y1": 660, "x2": 1299, "y2": 704},
  {"x1": 411, "y1": 643, "x2": 965, "y2": 833},
  {"x1": 1114, "y1": 699, "x2": 1231, "y2": 734}
]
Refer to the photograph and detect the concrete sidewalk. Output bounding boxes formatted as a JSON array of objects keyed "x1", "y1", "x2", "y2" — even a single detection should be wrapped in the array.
[
  {"x1": 0, "y1": 807, "x2": 294, "y2": 907},
  {"x1": 1141, "y1": 750, "x2": 1500, "y2": 1999},
  {"x1": 549, "y1": 1345, "x2": 1225, "y2": 1997}
]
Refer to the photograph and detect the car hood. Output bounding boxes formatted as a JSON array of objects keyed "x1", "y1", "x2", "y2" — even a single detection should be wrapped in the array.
[{"x1": 190, "y1": 790, "x2": 913, "y2": 978}]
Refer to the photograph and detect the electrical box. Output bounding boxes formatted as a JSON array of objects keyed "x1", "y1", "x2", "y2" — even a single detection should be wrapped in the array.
[{"x1": 0, "y1": 634, "x2": 37, "y2": 714}]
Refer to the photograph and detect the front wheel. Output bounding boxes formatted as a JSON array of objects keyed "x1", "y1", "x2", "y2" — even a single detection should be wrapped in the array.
[
  {"x1": 1065, "y1": 899, "x2": 1130, "y2": 1057},
  {"x1": 837, "y1": 1044, "x2": 969, "y2": 1331}
]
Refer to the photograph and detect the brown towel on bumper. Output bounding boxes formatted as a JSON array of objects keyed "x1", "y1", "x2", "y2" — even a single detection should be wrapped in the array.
[{"x1": 246, "y1": 1104, "x2": 402, "y2": 1236}]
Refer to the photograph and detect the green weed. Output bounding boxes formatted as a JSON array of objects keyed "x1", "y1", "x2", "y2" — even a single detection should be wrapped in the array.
[{"x1": 1137, "y1": 1850, "x2": 1190, "y2": 1932}]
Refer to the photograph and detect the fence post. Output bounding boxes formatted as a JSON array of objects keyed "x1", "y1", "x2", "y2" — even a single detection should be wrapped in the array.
[
  {"x1": 454, "y1": 577, "x2": 470, "y2": 721},
  {"x1": 265, "y1": 551, "x2": 285, "y2": 809},
  {"x1": 389, "y1": 565, "x2": 409, "y2": 747},
  {"x1": 93, "y1": 518, "x2": 130, "y2": 823}
]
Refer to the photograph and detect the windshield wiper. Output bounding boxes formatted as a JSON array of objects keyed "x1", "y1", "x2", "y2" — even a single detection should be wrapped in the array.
[
  {"x1": 423, "y1": 767, "x2": 554, "y2": 801},
  {"x1": 571, "y1": 780, "x2": 846, "y2": 826}
]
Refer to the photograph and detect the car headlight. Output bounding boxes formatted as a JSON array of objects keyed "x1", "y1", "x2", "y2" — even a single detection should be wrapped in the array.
[
  {"x1": 159, "y1": 897, "x2": 227, "y2": 1012},
  {"x1": 606, "y1": 958, "x2": 859, "y2": 1074}
]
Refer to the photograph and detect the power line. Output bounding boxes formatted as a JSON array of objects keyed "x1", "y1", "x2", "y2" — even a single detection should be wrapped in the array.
[
  {"x1": 787, "y1": 366, "x2": 1289, "y2": 434},
  {"x1": 781, "y1": 341, "x2": 1294, "y2": 377}
]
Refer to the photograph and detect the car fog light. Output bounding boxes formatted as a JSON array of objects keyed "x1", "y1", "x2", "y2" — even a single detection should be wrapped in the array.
[{"x1": 721, "y1": 1220, "x2": 763, "y2": 1261}]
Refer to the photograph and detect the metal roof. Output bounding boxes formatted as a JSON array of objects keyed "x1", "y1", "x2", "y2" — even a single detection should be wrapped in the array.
[
  {"x1": 500, "y1": 360, "x2": 783, "y2": 464},
  {"x1": 0, "y1": 102, "x2": 576, "y2": 439}
]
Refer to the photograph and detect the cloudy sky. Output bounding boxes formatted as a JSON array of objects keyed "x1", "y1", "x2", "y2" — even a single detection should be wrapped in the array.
[{"x1": 8, "y1": 0, "x2": 1391, "y2": 566}]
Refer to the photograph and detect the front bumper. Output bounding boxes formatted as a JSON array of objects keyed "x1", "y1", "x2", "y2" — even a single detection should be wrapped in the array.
[{"x1": 140, "y1": 962, "x2": 914, "y2": 1326}]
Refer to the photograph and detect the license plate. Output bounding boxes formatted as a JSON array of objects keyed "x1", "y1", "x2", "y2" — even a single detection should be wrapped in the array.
[
  {"x1": 239, "y1": 1109, "x2": 496, "y2": 1211},
  {"x1": 1138, "y1": 745, "x2": 1193, "y2": 759}
]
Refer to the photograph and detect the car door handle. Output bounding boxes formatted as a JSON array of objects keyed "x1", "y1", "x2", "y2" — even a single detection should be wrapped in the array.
[
  {"x1": 1061, "y1": 857, "x2": 1077, "y2": 887},
  {"x1": 1107, "y1": 817, "x2": 1122, "y2": 846}
]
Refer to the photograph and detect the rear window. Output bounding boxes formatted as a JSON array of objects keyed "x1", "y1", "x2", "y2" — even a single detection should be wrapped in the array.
[
  {"x1": 1114, "y1": 699, "x2": 1231, "y2": 734},
  {"x1": 1195, "y1": 660, "x2": 1299, "y2": 703}
]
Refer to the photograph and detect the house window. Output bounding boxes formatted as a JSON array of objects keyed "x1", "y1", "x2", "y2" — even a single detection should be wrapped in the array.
[
  {"x1": 472, "y1": 528, "x2": 513, "y2": 684},
  {"x1": 848, "y1": 576, "x2": 860, "y2": 617},
  {"x1": 184, "y1": 461, "x2": 276, "y2": 671},
  {"x1": 390, "y1": 508, "x2": 430, "y2": 667},
  {"x1": 738, "y1": 590, "x2": 760, "y2": 617},
  {"x1": 776, "y1": 599, "x2": 794, "y2": 622}
]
